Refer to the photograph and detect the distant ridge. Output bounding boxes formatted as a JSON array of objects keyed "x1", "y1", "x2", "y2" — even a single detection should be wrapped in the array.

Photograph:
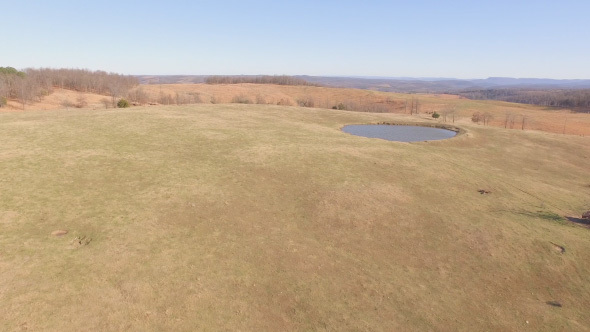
[
  {"x1": 135, "y1": 75, "x2": 590, "y2": 93},
  {"x1": 295, "y1": 76, "x2": 590, "y2": 93}
]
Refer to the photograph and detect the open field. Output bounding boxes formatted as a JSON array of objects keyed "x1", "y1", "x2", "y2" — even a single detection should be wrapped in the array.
[
  {"x1": 4, "y1": 83, "x2": 590, "y2": 136},
  {"x1": 1, "y1": 104, "x2": 589, "y2": 330}
]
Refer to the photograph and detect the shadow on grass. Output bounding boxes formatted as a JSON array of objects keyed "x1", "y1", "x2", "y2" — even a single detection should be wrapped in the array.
[
  {"x1": 514, "y1": 210, "x2": 567, "y2": 224},
  {"x1": 565, "y1": 216, "x2": 590, "y2": 227},
  {"x1": 546, "y1": 301, "x2": 563, "y2": 308}
]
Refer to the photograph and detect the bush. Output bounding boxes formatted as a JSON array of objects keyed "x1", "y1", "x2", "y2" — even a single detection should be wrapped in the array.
[
  {"x1": 472, "y1": 112, "x2": 482, "y2": 123},
  {"x1": 0, "y1": 96, "x2": 6, "y2": 108},
  {"x1": 231, "y1": 95, "x2": 252, "y2": 104},
  {"x1": 432, "y1": 111, "x2": 440, "y2": 118},
  {"x1": 277, "y1": 98, "x2": 292, "y2": 106},
  {"x1": 296, "y1": 98, "x2": 315, "y2": 107},
  {"x1": 117, "y1": 98, "x2": 130, "y2": 108},
  {"x1": 332, "y1": 103, "x2": 346, "y2": 110},
  {"x1": 75, "y1": 95, "x2": 88, "y2": 108}
]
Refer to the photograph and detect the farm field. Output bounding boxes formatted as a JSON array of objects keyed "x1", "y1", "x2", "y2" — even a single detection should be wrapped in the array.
[{"x1": 1, "y1": 104, "x2": 589, "y2": 331}]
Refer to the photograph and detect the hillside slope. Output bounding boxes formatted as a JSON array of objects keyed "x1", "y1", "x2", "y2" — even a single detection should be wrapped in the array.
[{"x1": 1, "y1": 105, "x2": 589, "y2": 330}]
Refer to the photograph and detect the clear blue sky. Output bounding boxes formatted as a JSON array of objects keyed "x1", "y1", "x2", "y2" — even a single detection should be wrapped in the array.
[{"x1": 2, "y1": 0, "x2": 589, "y2": 79}]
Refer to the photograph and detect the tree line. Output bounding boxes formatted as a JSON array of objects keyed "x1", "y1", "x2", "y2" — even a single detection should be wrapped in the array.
[
  {"x1": 0, "y1": 67, "x2": 138, "y2": 109},
  {"x1": 458, "y1": 88, "x2": 590, "y2": 113},
  {"x1": 204, "y1": 75, "x2": 318, "y2": 86}
]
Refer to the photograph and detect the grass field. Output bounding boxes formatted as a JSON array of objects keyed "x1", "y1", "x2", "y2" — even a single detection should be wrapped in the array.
[
  {"x1": 1, "y1": 104, "x2": 589, "y2": 331},
  {"x1": 6, "y1": 83, "x2": 590, "y2": 137}
]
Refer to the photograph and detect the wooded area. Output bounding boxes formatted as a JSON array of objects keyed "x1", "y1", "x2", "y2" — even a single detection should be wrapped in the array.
[
  {"x1": 204, "y1": 75, "x2": 318, "y2": 86},
  {"x1": 458, "y1": 89, "x2": 590, "y2": 113},
  {"x1": 0, "y1": 67, "x2": 138, "y2": 109}
]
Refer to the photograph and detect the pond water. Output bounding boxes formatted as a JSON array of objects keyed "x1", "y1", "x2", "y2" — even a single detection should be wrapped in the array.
[{"x1": 342, "y1": 124, "x2": 457, "y2": 142}]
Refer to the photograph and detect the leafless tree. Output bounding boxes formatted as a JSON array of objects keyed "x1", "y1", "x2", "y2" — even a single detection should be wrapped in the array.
[
  {"x1": 128, "y1": 87, "x2": 149, "y2": 105},
  {"x1": 75, "y1": 95, "x2": 87, "y2": 108},
  {"x1": 472, "y1": 112, "x2": 482, "y2": 124},
  {"x1": 205, "y1": 75, "x2": 318, "y2": 86},
  {"x1": 483, "y1": 112, "x2": 493, "y2": 126},
  {"x1": 100, "y1": 98, "x2": 110, "y2": 109},
  {"x1": 256, "y1": 94, "x2": 266, "y2": 104},
  {"x1": 296, "y1": 97, "x2": 315, "y2": 107},
  {"x1": 0, "y1": 67, "x2": 138, "y2": 107},
  {"x1": 441, "y1": 108, "x2": 455, "y2": 123},
  {"x1": 61, "y1": 98, "x2": 73, "y2": 110}
]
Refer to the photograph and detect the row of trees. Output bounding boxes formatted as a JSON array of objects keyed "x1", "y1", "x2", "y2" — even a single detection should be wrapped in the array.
[
  {"x1": 0, "y1": 67, "x2": 138, "y2": 109},
  {"x1": 458, "y1": 89, "x2": 590, "y2": 112},
  {"x1": 204, "y1": 75, "x2": 318, "y2": 86}
]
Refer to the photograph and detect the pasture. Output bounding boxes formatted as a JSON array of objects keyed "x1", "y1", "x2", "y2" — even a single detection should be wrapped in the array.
[{"x1": 1, "y1": 104, "x2": 589, "y2": 331}]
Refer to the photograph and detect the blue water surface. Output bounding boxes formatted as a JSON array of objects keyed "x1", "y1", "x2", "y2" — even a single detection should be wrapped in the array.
[{"x1": 342, "y1": 124, "x2": 456, "y2": 142}]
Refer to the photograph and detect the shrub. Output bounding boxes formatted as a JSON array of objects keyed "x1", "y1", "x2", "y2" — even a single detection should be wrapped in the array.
[
  {"x1": 432, "y1": 111, "x2": 440, "y2": 118},
  {"x1": 61, "y1": 99, "x2": 73, "y2": 109},
  {"x1": 117, "y1": 98, "x2": 130, "y2": 108},
  {"x1": 231, "y1": 95, "x2": 252, "y2": 104},
  {"x1": 332, "y1": 103, "x2": 346, "y2": 110},
  {"x1": 277, "y1": 98, "x2": 292, "y2": 106},
  {"x1": 472, "y1": 112, "x2": 482, "y2": 123},
  {"x1": 75, "y1": 95, "x2": 88, "y2": 108},
  {"x1": 296, "y1": 98, "x2": 315, "y2": 107},
  {"x1": 0, "y1": 96, "x2": 6, "y2": 107}
]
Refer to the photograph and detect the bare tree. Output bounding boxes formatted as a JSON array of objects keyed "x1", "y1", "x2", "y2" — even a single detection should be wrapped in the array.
[
  {"x1": 0, "y1": 67, "x2": 138, "y2": 108},
  {"x1": 128, "y1": 87, "x2": 149, "y2": 105},
  {"x1": 483, "y1": 112, "x2": 493, "y2": 126},
  {"x1": 0, "y1": 77, "x2": 8, "y2": 107},
  {"x1": 504, "y1": 112, "x2": 512, "y2": 128},
  {"x1": 75, "y1": 95, "x2": 87, "y2": 108},
  {"x1": 472, "y1": 112, "x2": 482, "y2": 124},
  {"x1": 205, "y1": 75, "x2": 317, "y2": 86},
  {"x1": 441, "y1": 108, "x2": 455, "y2": 123},
  {"x1": 256, "y1": 94, "x2": 266, "y2": 104},
  {"x1": 61, "y1": 98, "x2": 73, "y2": 110},
  {"x1": 100, "y1": 98, "x2": 110, "y2": 109}
]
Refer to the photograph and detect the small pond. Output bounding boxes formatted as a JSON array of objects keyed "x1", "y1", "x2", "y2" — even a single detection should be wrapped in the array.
[{"x1": 342, "y1": 124, "x2": 457, "y2": 142}]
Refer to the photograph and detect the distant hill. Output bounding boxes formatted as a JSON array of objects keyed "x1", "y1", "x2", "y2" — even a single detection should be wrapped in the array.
[
  {"x1": 295, "y1": 76, "x2": 590, "y2": 93},
  {"x1": 136, "y1": 75, "x2": 590, "y2": 93},
  {"x1": 136, "y1": 75, "x2": 207, "y2": 84}
]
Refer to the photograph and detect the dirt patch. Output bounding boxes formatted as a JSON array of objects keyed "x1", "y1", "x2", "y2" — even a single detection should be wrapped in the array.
[
  {"x1": 549, "y1": 242, "x2": 565, "y2": 254},
  {"x1": 51, "y1": 230, "x2": 68, "y2": 236},
  {"x1": 478, "y1": 189, "x2": 492, "y2": 195},
  {"x1": 0, "y1": 211, "x2": 19, "y2": 224},
  {"x1": 68, "y1": 235, "x2": 91, "y2": 249}
]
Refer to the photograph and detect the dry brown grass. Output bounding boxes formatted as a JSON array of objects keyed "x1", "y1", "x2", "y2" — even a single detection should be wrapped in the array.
[
  {"x1": 139, "y1": 84, "x2": 590, "y2": 136},
  {"x1": 3, "y1": 88, "x2": 110, "y2": 111},
  {"x1": 1, "y1": 104, "x2": 589, "y2": 331},
  {"x1": 3, "y1": 83, "x2": 590, "y2": 136}
]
